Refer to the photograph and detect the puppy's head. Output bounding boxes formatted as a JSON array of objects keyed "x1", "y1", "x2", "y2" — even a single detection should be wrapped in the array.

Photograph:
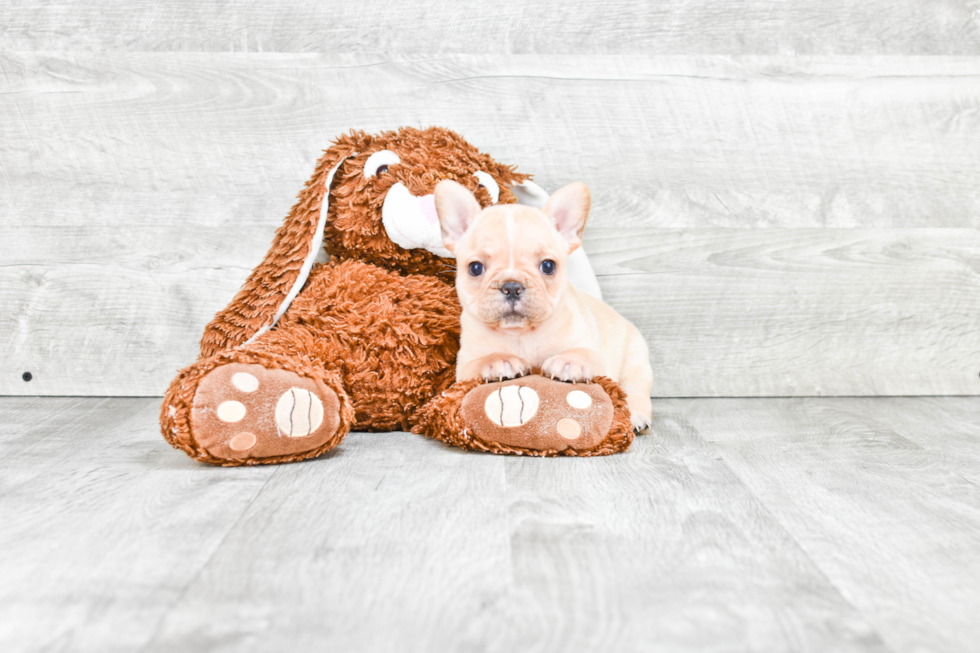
[{"x1": 435, "y1": 180, "x2": 591, "y2": 330}]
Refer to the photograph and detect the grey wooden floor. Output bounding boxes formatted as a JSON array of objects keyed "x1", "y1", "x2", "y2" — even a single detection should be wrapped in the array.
[{"x1": 1, "y1": 397, "x2": 978, "y2": 652}]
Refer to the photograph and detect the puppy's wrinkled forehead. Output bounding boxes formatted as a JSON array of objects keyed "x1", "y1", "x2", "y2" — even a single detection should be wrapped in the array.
[{"x1": 464, "y1": 205, "x2": 563, "y2": 259}]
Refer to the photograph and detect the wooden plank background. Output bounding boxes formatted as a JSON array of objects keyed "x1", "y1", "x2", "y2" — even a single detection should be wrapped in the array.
[
  {"x1": 1, "y1": 5, "x2": 979, "y2": 397},
  {"x1": 3, "y1": 1, "x2": 979, "y2": 54}
]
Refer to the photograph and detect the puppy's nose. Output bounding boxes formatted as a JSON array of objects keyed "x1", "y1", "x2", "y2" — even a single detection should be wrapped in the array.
[{"x1": 500, "y1": 281, "x2": 524, "y2": 303}]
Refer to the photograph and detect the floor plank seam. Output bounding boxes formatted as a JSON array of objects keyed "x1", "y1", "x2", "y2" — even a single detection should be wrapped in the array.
[{"x1": 706, "y1": 441, "x2": 897, "y2": 653}]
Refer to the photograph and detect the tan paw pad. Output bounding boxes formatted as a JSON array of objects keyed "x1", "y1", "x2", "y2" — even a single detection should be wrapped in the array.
[
  {"x1": 229, "y1": 431, "x2": 257, "y2": 451},
  {"x1": 217, "y1": 401, "x2": 246, "y2": 423},
  {"x1": 232, "y1": 372, "x2": 259, "y2": 392},
  {"x1": 460, "y1": 375, "x2": 615, "y2": 453},
  {"x1": 190, "y1": 363, "x2": 343, "y2": 462},
  {"x1": 556, "y1": 418, "x2": 582, "y2": 440}
]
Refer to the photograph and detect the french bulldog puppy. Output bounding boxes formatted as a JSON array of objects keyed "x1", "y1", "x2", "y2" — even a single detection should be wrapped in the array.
[{"x1": 435, "y1": 179, "x2": 653, "y2": 432}]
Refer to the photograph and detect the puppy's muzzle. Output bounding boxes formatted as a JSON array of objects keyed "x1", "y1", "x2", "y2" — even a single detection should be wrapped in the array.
[{"x1": 500, "y1": 281, "x2": 525, "y2": 305}]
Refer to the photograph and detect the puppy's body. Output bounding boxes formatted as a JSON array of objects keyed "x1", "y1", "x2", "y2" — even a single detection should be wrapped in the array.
[
  {"x1": 458, "y1": 279, "x2": 654, "y2": 430},
  {"x1": 436, "y1": 182, "x2": 654, "y2": 431}
]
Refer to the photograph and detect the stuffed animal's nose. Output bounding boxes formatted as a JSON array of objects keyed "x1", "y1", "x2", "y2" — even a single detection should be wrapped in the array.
[{"x1": 500, "y1": 281, "x2": 524, "y2": 303}]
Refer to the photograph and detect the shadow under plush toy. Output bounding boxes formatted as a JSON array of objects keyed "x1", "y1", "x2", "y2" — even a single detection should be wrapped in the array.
[{"x1": 161, "y1": 127, "x2": 635, "y2": 465}]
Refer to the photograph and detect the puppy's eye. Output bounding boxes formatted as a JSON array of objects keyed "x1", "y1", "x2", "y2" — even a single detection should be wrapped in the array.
[
  {"x1": 540, "y1": 259, "x2": 556, "y2": 275},
  {"x1": 364, "y1": 150, "x2": 401, "y2": 178},
  {"x1": 468, "y1": 262, "x2": 485, "y2": 277},
  {"x1": 473, "y1": 171, "x2": 500, "y2": 204}
]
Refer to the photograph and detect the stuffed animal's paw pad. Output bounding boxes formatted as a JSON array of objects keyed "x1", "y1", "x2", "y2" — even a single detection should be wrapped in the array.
[
  {"x1": 190, "y1": 363, "x2": 342, "y2": 462},
  {"x1": 460, "y1": 375, "x2": 616, "y2": 454}
]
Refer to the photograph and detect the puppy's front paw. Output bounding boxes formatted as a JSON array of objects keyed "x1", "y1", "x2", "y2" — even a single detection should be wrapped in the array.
[
  {"x1": 631, "y1": 412, "x2": 651, "y2": 434},
  {"x1": 542, "y1": 353, "x2": 594, "y2": 382},
  {"x1": 479, "y1": 354, "x2": 530, "y2": 381}
]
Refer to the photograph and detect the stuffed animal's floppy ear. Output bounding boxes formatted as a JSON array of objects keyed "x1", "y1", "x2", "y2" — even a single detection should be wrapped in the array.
[
  {"x1": 199, "y1": 142, "x2": 358, "y2": 357},
  {"x1": 544, "y1": 182, "x2": 591, "y2": 254},
  {"x1": 434, "y1": 179, "x2": 482, "y2": 254}
]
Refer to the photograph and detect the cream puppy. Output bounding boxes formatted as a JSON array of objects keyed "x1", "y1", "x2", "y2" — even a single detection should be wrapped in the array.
[{"x1": 435, "y1": 180, "x2": 653, "y2": 432}]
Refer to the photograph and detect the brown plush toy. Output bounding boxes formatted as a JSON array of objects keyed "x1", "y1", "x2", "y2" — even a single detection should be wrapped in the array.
[{"x1": 160, "y1": 127, "x2": 634, "y2": 465}]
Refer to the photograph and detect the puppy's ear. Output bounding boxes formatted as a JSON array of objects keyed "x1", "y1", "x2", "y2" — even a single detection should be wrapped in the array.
[
  {"x1": 544, "y1": 182, "x2": 591, "y2": 254},
  {"x1": 435, "y1": 180, "x2": 482, "y2": 254}
]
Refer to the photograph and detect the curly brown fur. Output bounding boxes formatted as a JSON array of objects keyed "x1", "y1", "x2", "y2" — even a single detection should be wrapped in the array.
[
  {"x1": 278, "y1": 259, "x2": 461, "y2": 430},
  {"x1": 200, "y1": 127, "x2": 528, "y2": 356}
]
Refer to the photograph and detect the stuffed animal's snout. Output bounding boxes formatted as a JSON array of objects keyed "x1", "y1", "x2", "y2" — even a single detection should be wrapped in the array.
[{"x1": 382, "y1": 183, "x2": 452, "y2": 258}]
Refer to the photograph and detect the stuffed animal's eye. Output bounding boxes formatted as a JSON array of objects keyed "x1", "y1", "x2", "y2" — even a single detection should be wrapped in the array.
[
  {"x1": 364, "y1": 150, "x2": 401, "y2": 178},
  {"x1": 468, "y1": 261, "x2": 485, "y2": 277},
  {"x1": 540, "y1": 259, "x2": 556, "y2": 275},
  {"x1": 473, "y1": 171, "x2": 500, "y2": 204}
]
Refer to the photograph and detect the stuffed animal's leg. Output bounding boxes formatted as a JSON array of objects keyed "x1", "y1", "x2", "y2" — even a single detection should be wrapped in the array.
[
  {"x1": 413, "y1": 373, "x2": 634, "y2": 457},
  {"x1": 161, "y1": 344, "x2": 354, "y2": 466}
]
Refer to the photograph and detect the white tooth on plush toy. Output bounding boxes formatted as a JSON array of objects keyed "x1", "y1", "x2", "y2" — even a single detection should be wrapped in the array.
[
  {"x1": 473, "y1": 171, "x2": 500, "y2": 204},
  {"x1": 382, "y1": 182, "x2": 453, "y2": 258},
  {"x1": 509, "y1": 179, "x2": 550, "y2": 208}
]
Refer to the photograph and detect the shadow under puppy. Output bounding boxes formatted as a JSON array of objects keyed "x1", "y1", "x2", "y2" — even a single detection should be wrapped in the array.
[{"x1": 434, "y1": 179, "x2": 653, "y2": 432}]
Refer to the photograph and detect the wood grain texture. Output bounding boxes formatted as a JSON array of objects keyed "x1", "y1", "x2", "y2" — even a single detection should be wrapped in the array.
[
  {"x1": 4, "y1": 55, "x2": 979, "y2": 226},
  {"x1": 143, "y1": 431, "x2": 513, "y2": 653},
  {"x1": 144, "y1": 429, "x2": 885, "y2": 653},
  {"x1": 588, "y1": 228, "x2": 980, "y2": 397},
  {"x1": 483, "y1": 427, "x2": 885, "y2": 652},
  {"x1": 667, "y1": 396, "x2": 980, "y2": 653},
  {"x1": 4, "y1": 396, "x2": 980, "y2": 652},
  {"x1": 2, "y1": 0, "x2": 979, "y2": 54},
  {"x1": 2, "y1": 53, "x2": 979, "y2": 395},
  {"x1": 0, "y1": 397, "x2": 278, "y2": 652},
  {"x1": 4, "y1": 225, "x2": 978, "y2": 397}
]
